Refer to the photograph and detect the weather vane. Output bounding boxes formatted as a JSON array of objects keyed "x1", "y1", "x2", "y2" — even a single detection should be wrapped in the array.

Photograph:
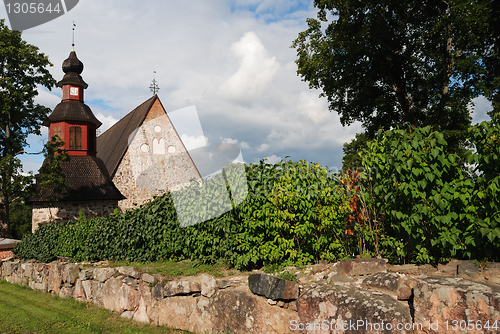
[
  {"x1": 72, "y1": 21, "x2": 76, "y2": 49},
  {"x1": 149, "y1": 71, "x2": 160, "y2": 95}
]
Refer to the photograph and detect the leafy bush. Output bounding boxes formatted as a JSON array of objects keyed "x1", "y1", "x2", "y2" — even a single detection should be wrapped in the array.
[
  {"x1": 13, "y1": 222, "x2": 61, "y2": 263},
  {"x1": 14, "y1": 159, "x2": 354, "y2": 269},
  {"x1": 358, "y1": 123, "x2": 500, "y2": 264},
  {"x1": 234, "y1": 159, "x2": 353, "y2": 268}
]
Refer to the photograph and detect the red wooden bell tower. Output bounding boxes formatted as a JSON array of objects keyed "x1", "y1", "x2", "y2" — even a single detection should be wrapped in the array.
[{"x1": 45, "y1": 48, "x2": 102, "y2": 157}]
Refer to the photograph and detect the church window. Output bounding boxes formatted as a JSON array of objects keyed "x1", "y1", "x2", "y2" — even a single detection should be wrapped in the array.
[
  {"x1": 69, "y1": 126, "x2": 82, "y2": 149},
  {"x1": 168, "y1": 145, "x2": 176, "y2": 154},
  {"x1": 153, "y1": 138, "x2": 165, "y2": 154},
  {"x1": 53, "y1": 126, "x2": 61, "y2": 139}
]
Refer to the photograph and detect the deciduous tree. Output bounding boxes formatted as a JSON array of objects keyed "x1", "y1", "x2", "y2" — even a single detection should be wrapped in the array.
[
  {"x1": 0, "y1": 19, "x2": 57, "y2": 237},
  {"x1": 292, "y1": 0, "x2": 497, "y2": 160}
]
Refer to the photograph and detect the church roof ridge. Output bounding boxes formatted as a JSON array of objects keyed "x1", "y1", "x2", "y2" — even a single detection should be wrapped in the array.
[{"x1": 96, "y1": 95, "x2": 158, "y2": 177}]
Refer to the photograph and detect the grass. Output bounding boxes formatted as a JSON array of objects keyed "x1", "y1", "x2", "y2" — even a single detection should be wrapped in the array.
[
  {"x1": 0, "y1": 280, "x2": 192, "y2": 334},
  {"x1": 106, "y1": 259, "x2": 241, "y2": 278}
]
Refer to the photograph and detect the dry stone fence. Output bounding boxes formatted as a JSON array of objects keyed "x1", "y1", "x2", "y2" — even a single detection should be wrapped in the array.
[{"x1": 1, "y1": 258, "x2": 499, "y2": 333}]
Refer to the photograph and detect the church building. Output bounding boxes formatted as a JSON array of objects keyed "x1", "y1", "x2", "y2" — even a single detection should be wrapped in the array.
[{"x1": 30, "y1": 49, "x2": 201, "y2": 232}]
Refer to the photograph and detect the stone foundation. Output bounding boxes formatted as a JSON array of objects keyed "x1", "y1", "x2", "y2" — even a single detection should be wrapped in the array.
[
  {"x1": 1, "y1": 259, "x2": 499, "y2": 334},
  {"x1": 32, "y1": 200, "x2": 120, "y2": 232}
]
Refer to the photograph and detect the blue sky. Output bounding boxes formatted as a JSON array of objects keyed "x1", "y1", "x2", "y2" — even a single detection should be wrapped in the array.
[{"x1": 0, "y1": 0, "x2": 493, "y2": 176}]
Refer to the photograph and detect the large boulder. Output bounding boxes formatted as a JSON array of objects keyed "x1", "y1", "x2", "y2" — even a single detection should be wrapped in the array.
[
  {"x1": 337, "y1": 258, "x2": 387, "y2": 276},
  {"x1": 73, "y1": 279, "x2": 86, "y2": 301},
  {"x1": 47, "y1": 262, "x2": 63, "y2": 295},
  {"x1": 79, "y1": 268, "x2": 94, "y2": 281},
  {"x1": 248, "y1": 273, "x2": 299, "y2": 301},
  {"x1": 94, "y1": 267, "x2": 116, "y2": 283},
  {"x1": 102, "y1": 277, "x2": 123, "y2": 312},
  {"x1": 200, "y1": 274, "x2": 218, "y2": 298},
  {"x1": 119, "y1": 282, "x2": 140, "y2": 313},
  {"x1": 63, "y1": 264, "x2": 80, "y2": 284},
  {"x1": 117, "y1": 266, "x2": 141, "y2": 279},
  {"x1": 297, "y1": 284, "x2": 413, "y2": 333},
  {"x1": 361, "y1": 272, "x2": 413, "y2": 300},
  {"x1": 157, "y1": 285, "x2": 299, "y2": 334},
  {"x1": 413, "y1": 276, "x2": 500, "y2": 334},
  {"x1": 163, "y1": 279, "x2": 201, "y2": 297}
]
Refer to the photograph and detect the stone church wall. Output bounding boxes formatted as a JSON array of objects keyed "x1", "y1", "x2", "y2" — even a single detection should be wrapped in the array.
[
  {"x1": 113, "y1": 99, "x2": 201, "y2": 211},
  {"x1": 32, "y1": 200, "x2": 119, "y2": 232}
]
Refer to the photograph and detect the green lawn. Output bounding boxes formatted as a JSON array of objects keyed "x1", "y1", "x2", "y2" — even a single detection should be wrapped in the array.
[{"x1": 0, "y1": 281, "x2": 192, "y2": 334}]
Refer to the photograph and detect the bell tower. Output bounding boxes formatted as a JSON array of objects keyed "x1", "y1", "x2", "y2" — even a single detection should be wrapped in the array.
[{"x1": 45, "y1": 48, "x2": 101, "y2": 157}]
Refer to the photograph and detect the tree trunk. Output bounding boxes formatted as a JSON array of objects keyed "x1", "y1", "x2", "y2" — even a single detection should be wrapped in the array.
[{"x1": 0, "y1": 196, "x2": 11, "y2": 238}]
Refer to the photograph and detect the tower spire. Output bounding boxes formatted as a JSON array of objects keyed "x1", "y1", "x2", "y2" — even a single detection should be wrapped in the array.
[
  {"x1": 149, "y1": 71, "x2": 160, "y2": 95},
  {"x1": 72, "y1": 21, "x2": 76, "y2": 51}
]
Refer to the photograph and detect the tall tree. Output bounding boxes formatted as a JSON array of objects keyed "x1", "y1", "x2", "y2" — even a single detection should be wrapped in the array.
[
  {"x1": 292, "y1": 0, "x2": 495, "y2": 137},
  {"x1": 0, "y1": 19, "x2": 57, "y2": 237}
]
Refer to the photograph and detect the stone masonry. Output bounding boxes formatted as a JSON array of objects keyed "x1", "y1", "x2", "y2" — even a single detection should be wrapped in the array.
[
  {"x1": 31, "y1": 200, "x2": 119, "y2": 232},
  {"x1": 112, "y1": 99, "x2": 201, "y2": 210},
  {"x1": 1, "y1": 258, "x2": 499, "y2": 334}
]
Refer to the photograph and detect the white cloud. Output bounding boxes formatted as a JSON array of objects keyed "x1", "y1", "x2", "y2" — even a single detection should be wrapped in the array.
[
  {"x1": 263, "y1": 154, "x2": 282, "y2": 164},
  {"x1": 180, "y1": 134, "x2": 208, "y2": 150},
  {"x1": 95, "y1": 113, "x2": 119, "y2": 133},
  {"x1": 219, "y1": 31, "x2": 280, "y2": 104},
  {"x1": 470, "y1": 96, "x2": 492, "y2": 124},
  {"x1": 298, "y1": 91, "x2": 329, "y2": 124},
  {"x1": 220, "y1": 137, "x2": 250, "y2": 149},
  {"x1": 257, "y1": 143, "x2": 270, "y2": 152},
  {"x1": 220, "y1": 137, "x2": 239, "y2": 145}
]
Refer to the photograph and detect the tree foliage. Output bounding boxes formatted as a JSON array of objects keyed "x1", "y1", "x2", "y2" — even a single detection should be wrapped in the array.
[
  {"x1": 357, "y1": 122, "x2": 500, "y2": 264},
  {"x1": 292, "y1": 0, "x2": 496, "y2": 136},
  {"x1": 0, "y1": 19, "x2": 57, "y2": 237}
]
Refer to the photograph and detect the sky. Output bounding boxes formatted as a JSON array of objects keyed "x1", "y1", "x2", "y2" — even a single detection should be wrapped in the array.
[{"x1": 0, "y1": 0, "x2": 493, "y2": 175}]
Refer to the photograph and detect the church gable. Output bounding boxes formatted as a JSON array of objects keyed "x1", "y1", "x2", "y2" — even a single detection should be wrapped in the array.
[{"x1": 102, "y1": 97, "x2": 201, "y2": 210}]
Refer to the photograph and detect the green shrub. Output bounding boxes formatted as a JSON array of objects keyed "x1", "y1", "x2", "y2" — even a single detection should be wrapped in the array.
[
  {"x1": 233, "y1": 158, "x2": 353, "y2": 268},
  {"x1": 13, "y1": 222, "x2": 61, "y2": 263},
  {"x1": 359, "y1": 123, "x2": 500, "y2": 264}
]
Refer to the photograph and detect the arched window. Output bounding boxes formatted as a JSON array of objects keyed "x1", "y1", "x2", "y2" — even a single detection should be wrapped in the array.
[
  {"x1": 153, "y1": 138, "x2": 165, "y2": 154},
  {"x1": 69, "y1": 126, "x2": 81, "y2": 149}
]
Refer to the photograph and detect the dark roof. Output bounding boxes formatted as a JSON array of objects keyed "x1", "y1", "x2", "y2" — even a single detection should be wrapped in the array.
[
  {"x1": 0, "y1": 238, "x2": 21, "y2": 250},
  {"x1": 57, "y1": 50, "x2": 88, "y2": 88},
  {"x1": 58, "y1": 72, "x2": 88, "y2": 88},
  {"x1": 30, "y1": 155, "x2": 125, "y2": 203},
  {"x1": 45, "y1": 101, "x2": 102, "y2": 127},
  {"x1": 96, "y1": 95, "x2": 157, "y2": 177}
]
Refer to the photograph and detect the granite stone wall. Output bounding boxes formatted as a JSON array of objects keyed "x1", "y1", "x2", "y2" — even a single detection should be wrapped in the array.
[
  {"x1": 2, "y1": 259, "x2": 499, "y2": 334},
  {"x1": 32, "y1": 200, "x2": 120, "y2": 232}
]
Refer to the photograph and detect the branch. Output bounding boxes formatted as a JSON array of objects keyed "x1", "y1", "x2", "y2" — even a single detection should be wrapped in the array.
[{"x1": 14, "y1": 150, "x2": 44, "y2": 157}]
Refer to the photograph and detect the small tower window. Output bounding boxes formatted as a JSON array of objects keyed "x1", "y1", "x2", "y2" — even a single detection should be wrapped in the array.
[
  {"x1": 69, "y1": 126, "x2": 81, "y2": 149},
  {"x1": 88, "y1": 128, "x2": 95, "y2": 151},
  {"x1": 53, "y1": 126, "x2": 61, "y2": 139}
]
